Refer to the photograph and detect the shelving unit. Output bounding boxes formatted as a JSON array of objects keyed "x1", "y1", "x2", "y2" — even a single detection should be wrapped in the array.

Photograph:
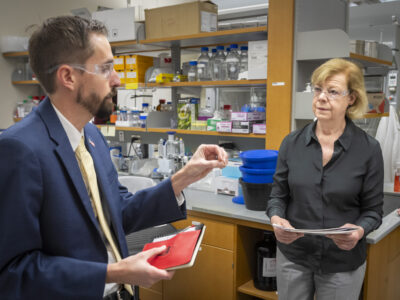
[
  {"x1": 293, "y1": 23, "x2": 392, "y2": 129},
  {"x1": 141, "y1": 26, "x2": 267, "y2": 48},
  {"x1": 237, "y1": 280, "x2": 278, "y2": 300},
  {"x1": 97, "y1": 125, "x2": 265, "y2": 139},
  {"x1": 146, "y1": 79, "x2": 266, "y2": 88},
  {"x1": 2, "y1": 51, "x2": 29, "y2": 58},
  {"x1": 12, "y1": 80, "x2": 39, "y2": 85}
]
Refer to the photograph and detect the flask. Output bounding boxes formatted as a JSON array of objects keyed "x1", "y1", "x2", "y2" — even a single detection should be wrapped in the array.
[
  {"x1": 188, "y1": 61, "x2": 198, "y2": 82},
  {"x1": 394, "y1": 162, "x2": 400, "y2": 192},
  {"x1": 213, "y1": 46, "x2": 226, "y2": 80},
  {"x1": 197, "y1": 47, "x2": 211, "y2": 81},
  {"x1": 254, "y1": 231, "x2": 277, "y2": 291},
  {"x1": 225, "y1": 44, "x2": 240, "y2": 80},
  {"x1": 239, "y1": 46, "x2": 248, "y2": 73}
]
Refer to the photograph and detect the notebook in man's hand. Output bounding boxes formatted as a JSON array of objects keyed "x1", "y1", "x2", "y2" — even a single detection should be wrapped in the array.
[{"x1": 142, "y1": 224, "x2": 206, "y2": 270}]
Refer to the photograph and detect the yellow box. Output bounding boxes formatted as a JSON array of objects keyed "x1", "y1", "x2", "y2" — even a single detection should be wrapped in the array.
[
  {"x1": 113, "y1": 55, "x2": 125, "y2": 71},
  {"x1": 117, "y1": 70, "x2": 125, "y2": 84},
  {"x1": 125, "y1": 69, "x2": 147, "y2": 83},
  {"x1": 125, "y1": 55, "x2": 153, "y2": 70}
]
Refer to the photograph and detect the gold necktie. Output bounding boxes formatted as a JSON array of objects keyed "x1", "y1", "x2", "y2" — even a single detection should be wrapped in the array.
[{"x1": 75, "y1": 137, "x2": 133, "y2": 296}]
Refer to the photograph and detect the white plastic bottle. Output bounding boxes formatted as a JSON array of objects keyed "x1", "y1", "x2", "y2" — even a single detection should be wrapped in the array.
[
  {"x1": 225, "y1": 44, "x2": 240, "y2": 80},
  {"x1": 213, "y1": 46, "x2": 226, "y2": 80},
  {"x1": 197, "y1": 47, "x2": 211, "y2": 81}
]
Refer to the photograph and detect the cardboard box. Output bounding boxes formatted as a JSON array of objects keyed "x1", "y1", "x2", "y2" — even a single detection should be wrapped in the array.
[
  {"x1": 145, "y1": 1, "x2": 218, "y2": 39},
  {"x1": 253, "y1": 123, "x2": 266, "y2": 134},
  {"x1": 216, "y1": 121, "x2": 232, "y2": 133},
  {"x1": 248, "y1": 40, "x2": 268, "y2": 79},
  {"x1": 92, "y1": 7, "x2": 137, "y2": 42},
  {"x1": 231, "y1": 111, "x2": 265, "y2": 121},
  {"x1": 125, "y1": 69, "x2": 147, "y2": 84},
  {"x1": 125, "y1": 55, "x2": 153, "y2": 70},
  {"x1": 367, "y1": 92, "x2": 386, "y2": 113},
  {"x1": 114, "y1": 55, "x2": 125, "y2": 71},
  {"x1": 232, "y1": 121, "x2": 264, "y2": 134}
]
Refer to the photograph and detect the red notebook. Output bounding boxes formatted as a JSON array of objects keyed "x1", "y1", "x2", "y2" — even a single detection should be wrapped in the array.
[{"x1": 143, "y1": 224, "x2": 206, "y2": 270}]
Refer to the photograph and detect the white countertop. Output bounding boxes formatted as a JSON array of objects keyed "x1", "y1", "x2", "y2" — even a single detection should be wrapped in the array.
[{"x1": 184, "y1": 188, "x2": 400, "y2": 245}]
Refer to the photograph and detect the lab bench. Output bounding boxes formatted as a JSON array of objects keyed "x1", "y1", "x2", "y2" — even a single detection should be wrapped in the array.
[{"x1": 138, "y1": 188, "x2": 400, "y2": 300}]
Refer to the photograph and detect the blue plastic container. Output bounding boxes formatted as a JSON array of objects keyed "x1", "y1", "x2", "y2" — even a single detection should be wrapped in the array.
[
  {"x1": 239, "y1": 149, "x2": 278, "y2": 169},
  {"x1": 239, "y1": 166, "x2": 275, "y2": 183}
]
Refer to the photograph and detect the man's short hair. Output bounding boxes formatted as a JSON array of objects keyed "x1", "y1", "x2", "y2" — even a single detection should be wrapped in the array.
[{"x1": 29, "y1": 16, "x2": 108, "y2": 94}]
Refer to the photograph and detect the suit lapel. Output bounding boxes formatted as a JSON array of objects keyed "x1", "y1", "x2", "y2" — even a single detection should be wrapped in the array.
[
  {"x1": 85, "y1": 131, "x2": 126, "y2": 255},
  {"x1": 37, "y1": 98, "x2": 101, "y2": 233}
]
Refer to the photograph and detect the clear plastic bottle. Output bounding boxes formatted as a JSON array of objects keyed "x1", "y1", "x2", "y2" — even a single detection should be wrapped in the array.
[
  {"x1": 179, "y1": 138, "x2": 185, "y2": 157},
  {"x1": 254, "y1": 231, "x2": 277, "y2": 291},
  {"x1": 188, "y1": 61, "x2": 198, "y2": 82},
  {"x1": 394, "y1": 162, "x2": 400, "y2": 192},
  {"x1": 142, "y1": 103, "x2": 150, "y2": 113},
  {"x1": 165, "y1": 132, "x2": 176, "y2": 159},
  {"x1": 209, "y1": 48, "x2": 217, "y2": 80},
  {"x1": 239, "y1": 46, "x2": 248, "y2": 73},
  {"x1": 213, "y1": 46, "x2": 226, "y2": 80},
  {"x1": 166, "y1": 101, "x2": 173, "y2": 111},
  {"x1": 158, "y1": 138, "x2": 165, "y2": 158},
  {"x1": 225, "y1": 44, "x2": 240, "y2": 80},
  {"x1": 139, "y1": 115, "x2": 147, "y2": 128},
  {"x1": 197, "y1": 47, "x2": 211, "y2": 81},
  {"x1": 132, "y1": 110, "x2": 140, "y2": 127}
]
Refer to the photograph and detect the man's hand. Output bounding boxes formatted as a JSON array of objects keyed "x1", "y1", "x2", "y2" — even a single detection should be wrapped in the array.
[
  {"x1": 270, "y1": 215, "x2": 304, "y2": 244},
  {"x1": 171, "y1": 144, "x2": 228, "y2": 195},
  {"x1": 106, "y1": 246, "x2": 175, "y2": 288},
  {"x1": 326, "y1": 223, "x2": 364, "y2": 251}
]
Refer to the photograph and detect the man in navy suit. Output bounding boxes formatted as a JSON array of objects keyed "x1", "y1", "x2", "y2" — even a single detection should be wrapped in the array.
[{"x1": 0, "y1": 16, "x2": 227, "y2": 300}]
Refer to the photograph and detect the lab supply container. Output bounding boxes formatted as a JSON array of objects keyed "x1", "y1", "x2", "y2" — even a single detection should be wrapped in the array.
[
  {"x1": 239, "y1": 166, "x2": 275, "y2": 184},
  {"x1": 239, "y1": 178, "x2": 272, "y2": 211},
  {"x1": 239, "y1": 149, "x2": 278, "y2": 169}
]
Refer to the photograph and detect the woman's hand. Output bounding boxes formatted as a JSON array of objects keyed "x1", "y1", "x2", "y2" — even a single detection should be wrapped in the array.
[
  {"x1": 326, "y1": 223, "x2": 364, "y2": 251},
  {"x1": 270, "y1": 216, "x2": 304, "y2": 244}
]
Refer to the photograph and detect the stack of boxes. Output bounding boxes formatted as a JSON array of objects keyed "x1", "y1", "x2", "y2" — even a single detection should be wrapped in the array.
[
  {"x1": 215, "y1": 111, "x2": 266, "y2": 134},
  {"x1": 113, "y1": 55, "x2": 154, "y2": 85}
]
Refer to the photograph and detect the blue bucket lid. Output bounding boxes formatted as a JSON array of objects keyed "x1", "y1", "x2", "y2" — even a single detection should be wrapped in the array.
[
  {"x1": 239, "y1": 166, "x2": 275, "y2": 175},
  {"x1": 239, "y1": 150, "x2": 278, "y2": 162}
]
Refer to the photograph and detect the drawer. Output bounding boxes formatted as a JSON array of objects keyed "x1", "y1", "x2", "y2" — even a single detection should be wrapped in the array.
[{"x1": 173, "y1": 215, "x2": 234, "y2": 250}]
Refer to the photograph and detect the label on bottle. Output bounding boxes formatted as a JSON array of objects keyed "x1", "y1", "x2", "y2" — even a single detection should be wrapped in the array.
[{"x1": 262, "y1": 257, "x2": 276, "y2": 277}]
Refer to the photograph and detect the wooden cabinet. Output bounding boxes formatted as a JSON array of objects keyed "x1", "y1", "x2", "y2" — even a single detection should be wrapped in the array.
[
  {"x1": 139, "y1": 210, "x2": 277, "y2": 300},
  {"x1": 162, "y1": 215, "x2": 235, "y2": 300}
]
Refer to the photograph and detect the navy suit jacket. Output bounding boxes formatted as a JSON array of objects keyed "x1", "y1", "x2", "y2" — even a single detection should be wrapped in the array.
[{"x1": 0, "y1": 98, "x2": 186, "y2": 300}]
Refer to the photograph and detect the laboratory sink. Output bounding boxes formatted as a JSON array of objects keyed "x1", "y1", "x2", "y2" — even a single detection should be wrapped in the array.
[{"x1": 383, "y1": 193, "x2": 400, "y2": 217}]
